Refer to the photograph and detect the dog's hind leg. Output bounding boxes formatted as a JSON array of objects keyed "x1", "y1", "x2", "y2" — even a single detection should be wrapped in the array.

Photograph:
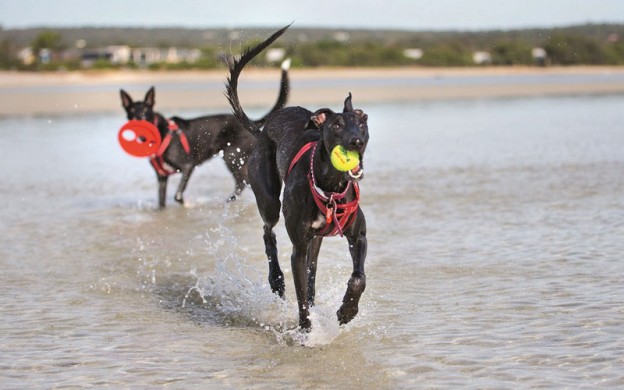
[
  {"x1": 174, "y1": 165, "x2": 195, "y2": 204},
  {"x1": 306, "y1": 236, "x2": 323, "y2": 306},
  {"x1": 337, "y1": 212, "x2": 368, "y2": 325},
  {"x1": 223, "y1": 150, "x2": 249, "y2": 202},
  {"x1": 248, "y1": 146, "x2": 284, "y2": 297},
  {"x1": 263, "y1": 223, "x2": 284, "y2": 297}
]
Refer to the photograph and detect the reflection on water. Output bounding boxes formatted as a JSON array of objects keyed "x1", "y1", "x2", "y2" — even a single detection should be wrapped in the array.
[{"x1": 1, "y1": 94, "x2": 623, "y2": 388}]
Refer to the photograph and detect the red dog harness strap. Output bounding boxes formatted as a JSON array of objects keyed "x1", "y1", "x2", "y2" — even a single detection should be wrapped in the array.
[
  {"x1": 287, "y1": 141, "x2": 316, "y2": 177},
  {"x1": 288, "y1": 141, "x2": 360, "y2": 237},
  {"x1": 157, "y1": 119, "x2": 191, "y2": 156},
  {"x1": 149, "y1": 119, "x2": 191, "y2": 177},
  {"x1": 150, "y1": 155, "x2": 174, "y2": 176}
]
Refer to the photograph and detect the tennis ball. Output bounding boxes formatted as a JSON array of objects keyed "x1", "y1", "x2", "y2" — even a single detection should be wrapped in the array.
[{"x1": 330, "y1": 145, "x2": 360, "y2": 172}]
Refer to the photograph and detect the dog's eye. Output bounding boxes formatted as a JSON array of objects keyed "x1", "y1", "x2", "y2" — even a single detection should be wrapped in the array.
[
  {"x1": 332, "y1": 123, "x2": 343, "y2": 131},
  {"x1": 358, "y1": 123, "x2": 367, "y2": 132}
]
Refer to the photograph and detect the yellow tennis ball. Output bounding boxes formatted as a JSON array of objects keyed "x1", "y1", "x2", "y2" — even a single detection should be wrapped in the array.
[{"x1": 330, "y1": 145, "x2": 360, "y2": 172}]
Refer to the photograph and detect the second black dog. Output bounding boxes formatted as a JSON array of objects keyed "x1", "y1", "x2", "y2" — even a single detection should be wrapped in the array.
[
  {"x1": 227, "y1": 25, "x2": 370, "y2": 330},
  {"x1": 120, "y1": 62, "x2": 289, "y2": 207}
]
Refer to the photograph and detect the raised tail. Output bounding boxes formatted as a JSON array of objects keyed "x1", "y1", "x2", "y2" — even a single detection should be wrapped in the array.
[
  {"x1": 226, "y1": 24, "x2": 291, "y2": 137},
  {"x1": 250, "y1": 58, "x2": 290, "y2": 128}
]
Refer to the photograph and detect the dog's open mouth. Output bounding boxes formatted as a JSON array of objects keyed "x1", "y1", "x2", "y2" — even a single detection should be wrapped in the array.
[{"x1": 348, "y1": 159, "x2": 364, "y2": 181}]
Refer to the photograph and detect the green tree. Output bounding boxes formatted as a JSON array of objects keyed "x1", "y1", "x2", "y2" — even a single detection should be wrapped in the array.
[
  {"x1": 0, "y1": 39, "x2": 15, "y2": 69},
  {"x1": 544, "y1": 33, "x2": 606, "y2": 65},
  {"x1": 491, "y1": 40, "x2": 533, "y2": 65},
  {"x1": 348, "y1": 42, "x2": 413, "y2": 67},
  {"x1": 195, "y1": 47, "x2": 220, "y2": 68},
  {"x1": 32, "y1": 30, "x2": 64, "y2": 53},
  {"x1": 605, "y1": 40, "x2": 624, "y2": 64},
  {"x1": 293, "y1": 40, "x2": 349, "y2": 67},
  {"x1": 420, "y1": 43, "x2": 472, "y2": 66}
]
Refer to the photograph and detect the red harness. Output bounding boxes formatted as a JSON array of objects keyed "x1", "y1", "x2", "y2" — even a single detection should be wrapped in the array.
[
  {"x1": 288, "y1": 142, "x2": 360, "y2": 237},
  {"x1": 149, "y1": 118, "x2": 191, "y2": 177}
]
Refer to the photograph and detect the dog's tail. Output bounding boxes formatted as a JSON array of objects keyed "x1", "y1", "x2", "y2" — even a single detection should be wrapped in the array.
[
  {"x1": 226, "y1": 24, "x2": 291, "y2": 137},
  {"x1": 250, "y1": 57, "x2": 290, "y2": 127}
]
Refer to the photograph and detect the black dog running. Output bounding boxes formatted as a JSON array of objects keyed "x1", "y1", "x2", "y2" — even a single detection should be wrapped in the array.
[{"x1": 226, "y1": 25, "x2": 370, "y2": 330}]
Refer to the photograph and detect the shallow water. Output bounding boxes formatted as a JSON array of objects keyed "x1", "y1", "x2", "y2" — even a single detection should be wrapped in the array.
[{"x1": 1, "y1": 93, "x2": 623, "y2": 388}]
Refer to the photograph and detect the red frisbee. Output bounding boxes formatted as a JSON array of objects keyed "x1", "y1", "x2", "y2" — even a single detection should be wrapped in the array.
[{"x1": 118, "y1": 120, "x2": 162, "y2": 157}]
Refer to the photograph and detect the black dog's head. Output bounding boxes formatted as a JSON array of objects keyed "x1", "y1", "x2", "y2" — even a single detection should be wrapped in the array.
[
  {"x1": 120, "y1": 87, "x2": 156, "y2": 122},
  {"x1": 309, "y1": 93, "x2": 369, "y2": 181}
]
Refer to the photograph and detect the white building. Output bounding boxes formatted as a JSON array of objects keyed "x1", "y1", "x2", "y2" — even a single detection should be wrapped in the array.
[
  {"x1": 17, "y1": 47, "x2": 35, "y2": 65},
  {"x1": 266, "y1": 48, "x2": 286, "y2": 63},
  {"x1": 107, "y1": 46, "x2": 132, "y2": 64},
  {"x1": 473, "y1": 51, "x2": 492, "y2": 65},
  {"x1": 403, "y1": 48, "x2": 423, "y2": 60}
]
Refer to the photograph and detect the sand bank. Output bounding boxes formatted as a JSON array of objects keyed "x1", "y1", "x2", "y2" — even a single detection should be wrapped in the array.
[{"x1": 1, "y1": 66, "x2": 624, "y2": 116}]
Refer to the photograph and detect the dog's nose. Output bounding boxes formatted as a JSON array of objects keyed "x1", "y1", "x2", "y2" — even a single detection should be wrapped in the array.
[{"x1": 349, "y1": 137, "x2": 364, "y2": 150}]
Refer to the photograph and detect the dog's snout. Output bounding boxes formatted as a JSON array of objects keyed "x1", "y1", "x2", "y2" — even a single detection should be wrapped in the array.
[{"x1": 349, "y1": 137, "x2": 364, "y2": 150}]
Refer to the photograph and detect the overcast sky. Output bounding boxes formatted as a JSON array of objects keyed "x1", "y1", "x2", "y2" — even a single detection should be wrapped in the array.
[{"x1": 1, "y1": 0, "x2": 624, "y2": 31}]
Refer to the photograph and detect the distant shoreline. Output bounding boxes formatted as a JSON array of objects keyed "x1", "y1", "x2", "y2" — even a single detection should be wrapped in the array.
[{"x1": 2, "y1": 66, "x2": 624, "y2": 117}]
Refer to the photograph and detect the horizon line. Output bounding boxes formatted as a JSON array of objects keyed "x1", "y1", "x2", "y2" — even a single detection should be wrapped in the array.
[{"x1": 2, "y1": 21, "x2": 624, "y2": 34}]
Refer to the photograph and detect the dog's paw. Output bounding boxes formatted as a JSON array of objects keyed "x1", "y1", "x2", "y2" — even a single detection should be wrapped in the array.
[
  {"x1": 270, "y1": 282, "x2": 286, "y2": 299},
  {"x1": 299, "y1": 317, "x2": 312, "y2": 331},
  {"x1": 269, "y1": 271, "x2": 286, "y2": 298},
  {"x1": 226, "y1": 194, "x2": 238, "y2": 203},
  {"x1": 337, "y1": 304, "x2": 359, "y2": 325}
]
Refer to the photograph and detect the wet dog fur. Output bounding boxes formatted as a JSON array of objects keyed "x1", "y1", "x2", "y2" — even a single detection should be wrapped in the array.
[
  {"x1": 120, "y1": 64, "x2": 289, "y2": 207},
  {"x1": 226, "y1": 25, "x2": 370, "y2": 329}
]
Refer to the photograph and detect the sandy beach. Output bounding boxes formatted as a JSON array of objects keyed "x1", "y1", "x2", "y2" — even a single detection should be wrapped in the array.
[{"x1": 1, "y1": 66, "x2": 624, "y2": 116}]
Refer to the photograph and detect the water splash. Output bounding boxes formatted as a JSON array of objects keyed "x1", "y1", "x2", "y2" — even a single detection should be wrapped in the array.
[
  {"x1": 128, "y1": 199, "x2": 368, "y2": 346},
  {"x1": 182, "y1": 268, "x2": 208, "y2": 307},
  {"x1": 178, "y1": 205, "x2": 357, "y2": 346}
]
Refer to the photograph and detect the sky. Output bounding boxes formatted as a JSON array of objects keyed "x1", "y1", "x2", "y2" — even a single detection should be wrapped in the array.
[{"x1": 1, "y1": 0, "x2": 624, "y2": 31}]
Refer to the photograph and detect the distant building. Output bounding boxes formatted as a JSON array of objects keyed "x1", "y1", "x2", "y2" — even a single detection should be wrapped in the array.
[
  {"x1": 333, "y1": 31, "x2": 350, "y2": 42},
  {"x1": 403, "y1": 48, "x2": 423, "y2": 60},
  {"x1": 80, "y1": 48, "x2": 111, "y2": 67},
  {"x1": 107, "y1": 46, "x2": 132, "y2": 64},
  {"x1": 39, "y1": 48, "x2": 52, "y2": 64},
  {"x1": 532, "y1": 47, "x2": 547, "y2": 66},
  {"x1": 131, "y1": 48, "x2": 165, "y2": 66},
  {"x1": 266, "y1": 48, "x2": 286, "y2": 63},
  {"x1": 75, "y1": 45, "x2": 201, "y2": 68},
  {"x1": 17, "y1": 47, "x2": 35, "y2": 65},
  {"x1": 473, "y1": 51, "x2": 492, "y2": 65},
  {"x1": 130, "y1": 47, "x2": 201, "y2": 66}
]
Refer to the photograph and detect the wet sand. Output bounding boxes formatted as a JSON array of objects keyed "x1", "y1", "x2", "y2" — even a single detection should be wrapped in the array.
[{"x1": 1, "y1": 66, "x2": 624, "y2": 116}]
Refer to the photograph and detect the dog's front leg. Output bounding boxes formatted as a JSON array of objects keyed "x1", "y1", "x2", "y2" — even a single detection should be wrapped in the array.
[
  {"x1": 291, "y1": 241, "x2": 312, "y2": 330},
  {"x1": 157, "y1": 174, "x2": 168, "y2": 209},
  {"x1": 174, "y1": 165, "x2": 195, "y2": 204},
  {"x1": 337, "y1": 212, "x2": 367, "y2": 325},
  {"x1": 306, "y1": 236, "x2": 323, "y2": 307}
]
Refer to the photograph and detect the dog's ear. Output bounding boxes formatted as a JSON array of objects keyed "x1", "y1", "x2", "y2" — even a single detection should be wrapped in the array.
[
  {"x1": 308, "y1": 108, "x2": 334, "y2": 129},
  {"x1": 343, "y1": 93, "x2": 367, "y2": 121},
  {"x1": 120, "y1": 89, "x2": 132, "y2": 109},
  {"x1": 144, "y1": 87, "x2": 155, "y2": 107},
  {"x1": 354, "y1": 109, "x2": 368, "y2": 122},
  {"x1": 343, "y1": 92, "x2": 353, "y2": 113}
]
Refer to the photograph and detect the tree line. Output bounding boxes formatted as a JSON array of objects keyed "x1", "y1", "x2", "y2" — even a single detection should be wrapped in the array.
[{"x1": 1, "y1": 24, "x2": 624, "y2": 70}]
